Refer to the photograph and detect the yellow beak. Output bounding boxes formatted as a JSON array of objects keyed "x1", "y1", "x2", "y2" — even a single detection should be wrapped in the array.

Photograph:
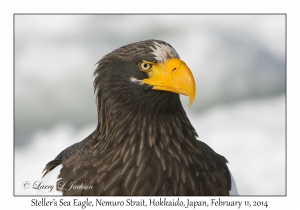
[{"x1": 142, "y1": 58, "x2": 196, "y2": 107}]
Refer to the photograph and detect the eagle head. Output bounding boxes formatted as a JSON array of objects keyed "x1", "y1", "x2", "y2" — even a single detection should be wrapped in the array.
[{"x1": 93, "y1": 40, "x2": 196, "y2": 114}]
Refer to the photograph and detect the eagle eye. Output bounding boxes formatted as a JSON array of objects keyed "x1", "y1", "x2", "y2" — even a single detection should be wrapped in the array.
[{"x1": 138, "y1": 61, "x2": 153, "y2": 72}]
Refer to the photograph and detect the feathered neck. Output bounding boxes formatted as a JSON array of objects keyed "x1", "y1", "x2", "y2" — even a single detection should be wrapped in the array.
[{"x1": 89, "y1": 87, "x2": 199, "y2": 157}]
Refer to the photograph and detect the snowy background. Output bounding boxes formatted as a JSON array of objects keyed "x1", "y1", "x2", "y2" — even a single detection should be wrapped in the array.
[{"x1": 14, "y1": 15, "x2": 286, "y2": 196}]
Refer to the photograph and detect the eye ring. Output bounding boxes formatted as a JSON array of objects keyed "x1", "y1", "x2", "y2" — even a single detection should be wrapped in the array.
[{"x1": 138, "y1": 61, "x2": 152, "y2": 72}]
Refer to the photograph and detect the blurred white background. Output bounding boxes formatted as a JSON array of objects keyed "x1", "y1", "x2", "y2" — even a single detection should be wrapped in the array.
[{"x1": 14, "y1": 15, "x2": 285, "y2": 196}]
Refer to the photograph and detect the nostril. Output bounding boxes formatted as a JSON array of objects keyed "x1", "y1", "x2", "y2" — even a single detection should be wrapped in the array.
[{"x1": 171, "y1": 67, "x2": 177, "y2": 73}]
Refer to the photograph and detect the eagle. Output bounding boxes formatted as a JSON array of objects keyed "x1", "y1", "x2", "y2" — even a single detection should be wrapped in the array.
[{"x1": 40, "y1": 40, "x2": 238, "y2": 196}]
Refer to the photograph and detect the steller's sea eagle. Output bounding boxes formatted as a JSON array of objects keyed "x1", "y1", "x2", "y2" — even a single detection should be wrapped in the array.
[{"x1": 40, "y1": 40, "x2": 238, "y2": 196}]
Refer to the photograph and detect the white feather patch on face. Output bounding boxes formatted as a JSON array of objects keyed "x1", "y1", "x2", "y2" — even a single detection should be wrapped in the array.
[
  {"x1": 150, "y1": 41, "x2": 179, "y2": 63},
  {"x1": 130, "y1": 76, "x2": 144, "y2": 85}
]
